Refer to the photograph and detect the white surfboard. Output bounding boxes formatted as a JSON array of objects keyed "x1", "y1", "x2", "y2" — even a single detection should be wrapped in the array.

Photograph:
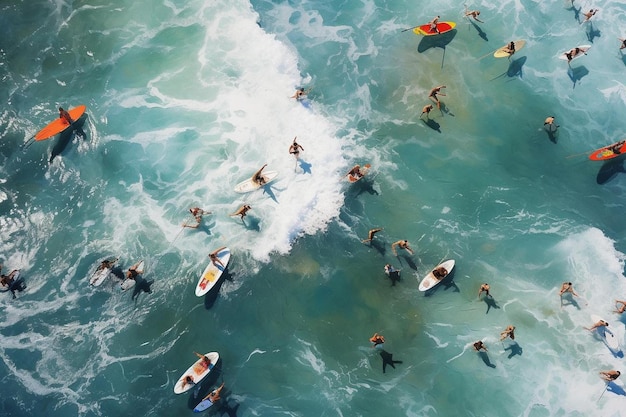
[
  {"x1": 196, "y1": 248, "x2": 231, "y2": 297},
  {"x1": 591, "y1": 315, "x2": 620, "y2": 351},
  {"x1": 419, "y1": 260, "x2": 455, "y2": 291},
  {"x1": 173, "y1": 351, "x2": 219, "y2": 394},
  {"x1": 90, "y1": 258, "x2": 118, "y2": 286},
  {"x1": 234, "y1": 171, "x2": 278, "y2": 193},
  {"x1": 121, "y1": 260, "x2": 144, "y2": 291},
  {"x1": 558, "y1": 45, "x2": 591, "y2": 61}
]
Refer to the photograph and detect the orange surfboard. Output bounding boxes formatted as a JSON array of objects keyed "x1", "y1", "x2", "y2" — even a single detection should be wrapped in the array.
[
  {"x1": 589, "y1": 141, "x2": 626, "y2": 161},
  {"x1": 34, "y1": 105, "x2": 86, "y2": 141}
]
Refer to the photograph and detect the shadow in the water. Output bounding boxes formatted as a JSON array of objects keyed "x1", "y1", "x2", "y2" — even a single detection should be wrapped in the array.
[
  {"x1": 204, "y1": 270, "x2": 229, "y2": 310},
  {"x1": 387, "y1": 269, "x2": 401, "y2": 286},
  {"x1": 482, "y1": 295, "x2": 500, "y2": 314},
  {"x1": 298, "y1": 159, "x2": 312, "y2": 174},
  {"x1": 440, "y1": 102, "x2": 455, "y2": 117},
  {"x1": 399, "y1": 254, "x2": 417, "y2": 270},
  {"x1": 417, "y1": 30, "x2": 457, "y2": 53},
  {"x1": 219, "y1": 399, "x2": 240, "y2": 417},
  {"x1": 353, "y1": 178, "x2": 379, "y2": 197},
  {"x1": 620, "y1": 51, "x2": 626, "y2": 67},
  {"x1": 468, "y1": 20, "x2": 488, "y2": 41},
  {"x1": 421, "y1": 118, "x2": 441, "y2": 133},
  {"x1": 566, "y1": 5, "x2": 581, "y2": 23},
  {"x1": 242, "y1": 216, "x2": 261, "y2": 231},
  {"x1": 262, "y1": 184, "x2": 278, "y2": 203},
  {"x1": 49, "y1": 114, "x2": 87, "y2": 163},
  {"x1": 544, "y1": 124, "x2": 559, "y2": 144},
  {"x1": 380, "y1": 349, "x2": 403, "y2": 373},
  {"x1": 607, "y1": 381, "x2": 626, "y2": 396},
  {"x1": 370, "y1": 240, "x2": 386, "y2": 257},
  {"x1": 568, "y1": 65, "x2": 589, "y2": 89},
  {"x1": 585, "y1": 23, "x2": 601, "y2": 43},
  {"x1": 478, "y1": 351, "x2": 496, "y2": 368},
  {"x1": 132, "y1": 276, "x2": 153, "y2": 302},
  {"x1": 596, "y1": 158, "x2": 626, "y2": 185},
  {"x1": 504, "y1": 342, "x2": 523, "y2": 359},
  {"x1": 560, "y1": 293, "x2": 581, "y2": 309},
  {"x1": 507, "y1": 56, "x2": 527, "y2": 78}
]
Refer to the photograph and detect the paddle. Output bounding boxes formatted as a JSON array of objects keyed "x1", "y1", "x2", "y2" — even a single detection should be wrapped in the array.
[
  {"x1": 21, "y1": 136, "x2": 36, "y2": 150},
  {"x1": 401, "y1": 24, "x2": 421, "y2": 33},
  {"x1": 478, "y1": 47, "x2": 500, "y2": 60},
  {"x1": 597, "y1": 382, "x2": 609, "y2": 402},
  {"x1": 565, "y1": 149, "x2": 595, "y2": 159}
]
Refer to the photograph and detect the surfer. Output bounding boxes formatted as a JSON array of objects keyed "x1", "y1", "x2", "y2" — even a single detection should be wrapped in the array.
[
  {"x1": 209, "y1": 247, "x2": 227, "y2": 269},
  {"x1": 288, "y1": 137, "x2": 304, "y2": 159},
  {"x1": 620, "y1": 38, "x2": 626, "y2": 51},
  {"x1": 126, "y1": 261, "x2": 142, "y2": 280},
  {"x1": 503, "y1": 41, "x2": 516, "y2": 57},
  {"x1": 362, "y1": 227, "x2": 383, "y2": 243},
  {"x1": 565, "y1": 47, "x2": 586, "y2": 65},
  {"x1": 610, "y1": 141, "x2": 625, "y2": 154},
  {"x1": 500, "y1": 325, "x2": 516, "y2": 341},
  {"x1": 59, "y1": 107, "x2": 74, "y2": 125},
  {"x1": 97, "y1": 258, "x2": 116, "y2": 271},
  {"x1": 544, "y1": 116, "x2": 559, "y2": 130},
  {"x1": 194, "y1": 352, "x2": 214, "y2": 371},
  {"x1": 582, "y1": 8, "x2": 597, "y2": 22},
  {"x1": 184, "y1": 207, "x2": 209, "y2": 229},
  {"x1": 585, "y1": 319, "x2": 608, "y2": 331},
  {"x1": 229, "y1": 204, "x2": 251, "y2": 220},
  {"x1": 473, "y1": 340, "x2": 488, "y2": 352},
  {"x1": 252, "y1": 164, "x2": 268, "y2": 186},
  {"x1": 420, "y1": 104, "x2": 433, "y2": 119},
  {"x1": 391, "y1": 240, "x2": 414, "y2": 256},
  {"x1": 346, "y1": 165, "x2": 364, "y2": 180},
  {"x1": 370, "y1": 333, "x2": 385, "y2": 348},
  {"x1": 559, "y1": 282, "x2": 579, "y2": 298},
  {"x1": 181, "y1": 375, "x2": 195, "y2": 390},
  {"x1": 464, "y1": 9, "x2": 484, "y2": 23},
  {"x1": 599, "y1": 370, "x2": 621, "y2": 381},
  {"x1": 291, "y1": 87, "x2": 310, "y2": 100},
  {"x1": 0, "y1": 270, "x2": 25, "y2": 299},
  {"x1": 199, "y1": 382, "x2": 225, "y2": 407},
  {"x1": 478, "y1": 283, "x2": 491, "y2": 298},
  {"x1": 432, "y1": 267, "x2": 448, "y2": 281},
  {"x1": 428, "y1": 16, "x2": 440, "y2": 34},
  {"x1": 428, "y1": 85, "x2": 446, "y2": 109},
  {"x1": 615, "y1": 300, "x2": 626, "y2": 314}
]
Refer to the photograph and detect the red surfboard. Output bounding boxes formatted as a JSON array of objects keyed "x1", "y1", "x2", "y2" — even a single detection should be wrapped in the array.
[
  {"x1": 589, "y1": 140, "x2": 626, "y2": 161},
  {"x1": 34, "y1": 105, "x2": 86, "y2": 141},
  {"x1": 413, "y1": 21, "x2": 456, "y2": 36}
]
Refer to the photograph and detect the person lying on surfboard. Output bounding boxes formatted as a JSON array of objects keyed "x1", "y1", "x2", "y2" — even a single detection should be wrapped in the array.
[
  {"x1": 181, "y1": 375, "x2": 195, "y2": 390},
  {"x1": 565, "y1": 47, "x2": 587, "y2": 64},
  {"x1": 582, "y1": 8, "x2": 598, "y2": 22},
  {"x1": 58, "y1": 107, "x2": 86, "y2": 138},
  {"x1": 194, "y1": 352, "x2": 214, "y2": 372},
  {"x1": 584, "y1": 319, "x2": 608, "y2": 331},
  {"x1": 126, "y1": 261, "x2": 143, "y2": 280},
  {"x1": 599, "y1": 370, "x2": 620, "y2": 382},
  {"x1": 610, "y1": 141, "x2": 625, "y2": 155},
  {"x1": 432, "y1": 267, "x2": 448, "y2": 280},
  {"x1": 98, "y1": 258, "x2": 117, "y2": 271},
  {"x1": 252, "y1": 164, "x2": 268, "y2": 186},
  {"x1": 346, "y1": 165, "x2": 365, "y2": 179}
]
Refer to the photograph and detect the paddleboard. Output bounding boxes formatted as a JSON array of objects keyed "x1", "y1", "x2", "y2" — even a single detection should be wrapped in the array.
[
  {"x1": 234, "y1": 171, "x2": 278, "y2": 193},
  {"x1": 173, "y1": 351, "x2": 220, "y2": 394},
  {"x1": 413, "y1": 21, "x2": 456, "y2": 36},
  {"x1": 196, "y1": 248, "x2": 231, "y2": 297},
  {"x1": 558, "y1": 45, "x2": 591, "y2": 61},
  {"x1": 348, "y1": 164, "x2": 371, "y2": 183},
  {"x1": 194, "y1": 399, "x2": 214, "y2": 413},
  {"x1": 121, "y1": 260, "x2": 144, "y2": 291},
  {"x1": 0, "y1": 270, "x2": 19, "y2": 293},
  {"x1": 589, "y1": 141, "x2": 626, "y2": 161},
  {"x1": 591, "y1": 315, "x2": 620, "y2": 351},
  {"x1": 34, "y1": 105, "x2": 86, "y2": 141},
  {"x1": 494, "y1": 40, "x2": 526, "y2": 58},
  {"x1": 419, "y1": 260, "x2": 455, "y2": 291}
]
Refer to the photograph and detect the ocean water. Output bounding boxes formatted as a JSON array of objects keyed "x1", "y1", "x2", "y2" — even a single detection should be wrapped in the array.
[{"x1": 2, "y1": 0, "x2": 626, "y2": 416}]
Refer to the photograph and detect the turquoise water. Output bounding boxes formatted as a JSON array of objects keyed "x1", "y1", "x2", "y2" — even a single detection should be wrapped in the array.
[{"x1": 2, "y1": 0, "x2": 626, "y2": 416}]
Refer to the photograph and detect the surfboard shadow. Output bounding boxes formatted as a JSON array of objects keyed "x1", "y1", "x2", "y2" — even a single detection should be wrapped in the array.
[
  {"x1": 607, "y1": 381, "x2": 626, "y2": 396},
  {"x1": 369, "y1": 239, "x2": 386, "y2": 256},
  {"x1": 242, "y1": 216, "x2": 260, "y2": 231},
  {"x1": 468, "y1": 20, "x2": 488, "y2": 42},
  {"x1": 585, "y1": 23, "x2": 601, "y2": 43},
  {"x1": 353, "y1": 178, "x2": 379, "y2": 197},
  {"x1": 421, "y1": 118, "x2": 441, "y2": 133},
  {"x1": 398, "y1": 254, "x2": 417, "y2": 270},
  {"x1": 49, "y1": 114, "x2": 87, "y2": 163},
  {"x1": 204, "y1": 271, "x2": 229, "y2": 310},
  {"x1": 507, "y1": 56, "x2": 527, "y2": 78},
  {"x1": 482, "y1": 294, "x2": 500, "y2": 314},
  {"x1": 596, "y1": 159, "x2": 626, "y2": 185},
  {"x1": 568, "y1": 65, "x2": 589, "y2": 89},
  {"x1": 560, "y1": 293, "x2": 581, "y2": 309},
  {"x1": 131, "y1": 276, "x2": 153, "y2": 302},
  {"x1": 503, "y1": 342, "x2": 523, "y2": 359},
  {"x1": 379, "y1": 349, "x2": 403, "y2": 373},
  {"x1": 386, "y1": 269, "x2": 401, "y2": 286},
  {"x1": 544, "y1": 124, "x2": 559, "y2": 144},
  {"x1": 566, "y1": 5, "x2": 581, "y2": 23},
  {"x1": 262, "y1": 184, "x2": 278, "y2": 203},
  {"x1": 478, "y1": 351, "x2": 496, "y2": 368},
  {"x1": 417, "y1": 30, "x2": 457, "y2": 53},
  {"x1": 440, "y1": 102, "x2": 454, "y2": 117},
  {"x1": 620, "y1": 52, "x2": 626, "y2": 67}
]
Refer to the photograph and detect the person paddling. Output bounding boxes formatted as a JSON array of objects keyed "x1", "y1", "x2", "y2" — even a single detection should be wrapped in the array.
[
  {"x1": 252, "y1": 164, "x2": 268, "y2": 186},
  {"x1": 370, "y1": 333, "x2": 385, "y2": 348}
]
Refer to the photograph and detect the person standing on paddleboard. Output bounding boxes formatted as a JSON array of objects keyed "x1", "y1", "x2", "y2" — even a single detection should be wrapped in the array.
[
  {"x1": 428, "y1": 85, "x2": 446, "y2": 109},
  {"x1": 428, "y1": 16, "x2": 440, "y2": 34}
]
